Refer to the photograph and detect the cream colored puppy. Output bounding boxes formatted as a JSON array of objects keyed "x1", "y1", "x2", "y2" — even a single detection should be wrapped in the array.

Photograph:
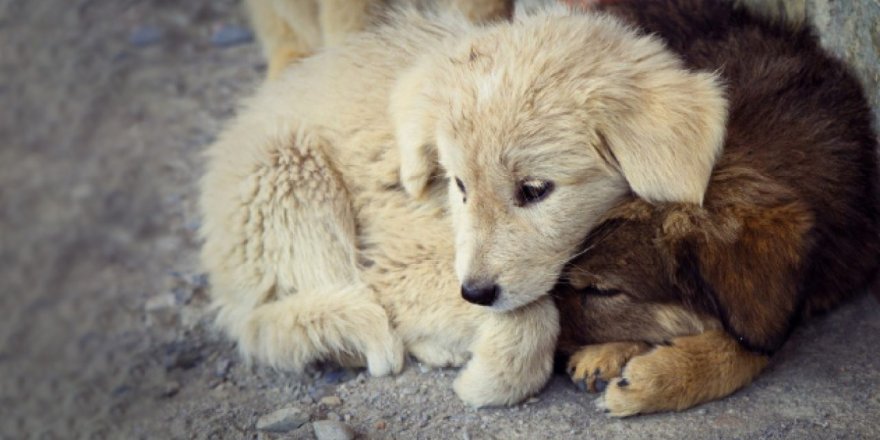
[{"x1": 200, "y1": 7, "x2": 727, "y2": 406}]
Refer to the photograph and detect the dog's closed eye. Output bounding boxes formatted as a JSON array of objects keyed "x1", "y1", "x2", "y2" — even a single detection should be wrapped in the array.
[
  {"x1": 516, "y1": 179, "x2": 554, "y2": 207},
  {"x1": 582, "y1": 284, "x2": 622, "y2": 296}
]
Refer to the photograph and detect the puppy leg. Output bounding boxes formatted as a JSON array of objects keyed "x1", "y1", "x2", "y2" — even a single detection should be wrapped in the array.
[
  {"x1": 597, "y1": 330, "x2": 769, "y2": 416},
  {"x1": 245, "y1": 0, "x2": 320, "y2": 79},
  {"x1": 567, "y1": 342, "x2": 650, "y2": 392},
  {"x1": 450, "y1": 0, "x2": 513, "y2": 22},
  {"x1": 453, "y1": 297, "x2": 560, "y2": 407},
  {"x1": 317, "y1": 0, "x2": 372, "y2": 47},
  {"x1": 201, "y1": 126, "x2": 403, "y2": 376}
]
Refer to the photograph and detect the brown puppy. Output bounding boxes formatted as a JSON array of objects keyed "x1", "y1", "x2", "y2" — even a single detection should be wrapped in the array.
[{"x1": 556, "y1": 0, "x2": 880, "y2": 416}]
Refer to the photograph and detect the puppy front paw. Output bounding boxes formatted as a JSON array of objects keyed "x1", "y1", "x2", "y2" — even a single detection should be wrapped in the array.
[
  {"x1": 594, "y1": 345, "x2": 691, "y2": 417},
  {"x1": 452, "y1": 355, "x2": 547, "y2": 408},
  {"x1": 567, "y1": 342, "x2": 650, "y2": 393}
]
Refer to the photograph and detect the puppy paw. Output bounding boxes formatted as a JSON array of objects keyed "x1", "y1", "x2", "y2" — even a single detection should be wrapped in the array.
[
  {"x1": 594, "y1": 346, "x2": 684, "y2": 417},
  {"x1": 453, "y1": 361, "x2": 506, "y2": 407},
  {"x1": 364, "y1": 330, "x2": 406, "y2": 377},
  {"x1": 596, "y1": 332, "x2": 769, "y2": 416},
  {"x1": 452, "y1": 357, "x2": 542, "y2": 408},
  {"x1": 567, "y1": 342, "x2": 650, "y2": 393}
]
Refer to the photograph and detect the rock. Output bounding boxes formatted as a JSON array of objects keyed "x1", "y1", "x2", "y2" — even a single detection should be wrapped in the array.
[
  {"x1": 162, "y1": 341, "x2": 203, "y2": 371},
  {"x1": 312, "y1": 420, "x2": 355, "y2": 440},
  {"x1": 320, "y1": 395, "x2": 342, "y2": 407},
  {"x1": 171, "y1": 286, "x2": 193, "y2": 305},
  {"x1": 160, "y1": 381, "x2": 180, "y2": 398},
  {"x1": 374, "y1": 420, "x2": 387, "y2": 430},
  {"x1": 214, "y1": 358, "x2": 231, "y2": 378},
  {"x1": 211, "y1": 24, "x2": 254, "y2": 48},
  {"x1": 256, "y1": 407, "x2": 309, "y2": 433},
  {"x1": 308, "y1": 384, "x2": 333, "y2": 401},
  {"x1": 145, "y1": 293, "x2": 176, "y2": 312},
  {"x1": 129, "y1": 25, "x2": 163, "y2": 47}
]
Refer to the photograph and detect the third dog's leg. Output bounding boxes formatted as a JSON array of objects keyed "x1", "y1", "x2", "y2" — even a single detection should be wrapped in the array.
[
  {"x1": 245, "y1": 0, "x2": 320, "y2": 79},
  {"x1": 453, "y1": 296, "x2": 560, "y2": 407}
]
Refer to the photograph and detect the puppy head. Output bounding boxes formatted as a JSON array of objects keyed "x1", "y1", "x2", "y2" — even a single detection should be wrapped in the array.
[
  {"x1": 391, "y1": 10, "x2": 727, "y2": 310},
  {"x1": 564, "y1": 170, "x2": 814, "y2": 353}
]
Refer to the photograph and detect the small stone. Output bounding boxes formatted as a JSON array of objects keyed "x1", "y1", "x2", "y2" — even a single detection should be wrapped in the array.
[
  {"x1": 525, "y1": 397, "x2": 541, "y2": 405},
  {"x1": 256, "y1": 407, "x2": 309, "y2": 433},
  {"x1": 312, "y1": 420, "x2": 355, "y2": 440},
  {"x1": 211, "y1": 24, "x2": 254, "y2": 48},
  {"x1": 375, "y1": 420, "x2": 387, "y2": 430},
  {"x1": 320, "y1": 396, "x2": 342, "y2": 407},
  {"x1": 327, "y1": 412, "x2": 341, "y2": 421},
  {"x1": 162, "y1": 341, "x2": 203, "y2": 371},
  {"x1": 160, "y1": 381, "x2": 180, "y2": 398},
  {"x1": 145, "y1": 293, "x2": 176, "y2": 312},
  {"x1": 129, "y1": 25, "x2": 163, "y2": 47},
  {"x1": 214, "y1": 358, "x2": 232, "y2": 378},
  {"x1": 171, "y1": 286, "x2": 193, "y2": 305},
  {"x1": 308, "y1": 385, "x2": 332, "y2": 400}
]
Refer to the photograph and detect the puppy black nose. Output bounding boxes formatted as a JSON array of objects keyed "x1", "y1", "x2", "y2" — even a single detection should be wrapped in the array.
[{"x1": 461, "y1": 282, "x2": 499, "y2": 306}]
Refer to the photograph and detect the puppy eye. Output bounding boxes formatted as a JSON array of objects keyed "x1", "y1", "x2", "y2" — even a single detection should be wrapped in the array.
[
  {"x1": 516, "y1": 179, "x2": 554, "y2": 206},
  {"x1": 454, "y1": 177, "x2": 467, "y2": 203},
  {"x1": 584, "y1": 285, "x2": 622, "y2": 296}
]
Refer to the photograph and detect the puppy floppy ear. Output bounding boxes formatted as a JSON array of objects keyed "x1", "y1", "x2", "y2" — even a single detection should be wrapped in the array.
[
  {"x1": 595, "y1": 66, "x2": 728, "y2": 205},
  {"x1": 389, "y1": 61, "x2": 441, "y2": 199},
  {"x1": 670, "y1": 197, "x2": 814, "y2": 354}
]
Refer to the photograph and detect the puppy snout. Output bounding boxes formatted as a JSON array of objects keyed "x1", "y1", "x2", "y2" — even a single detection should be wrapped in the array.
[{"x1": 461, "y1": 281, "x2": 499, "y2": 306}]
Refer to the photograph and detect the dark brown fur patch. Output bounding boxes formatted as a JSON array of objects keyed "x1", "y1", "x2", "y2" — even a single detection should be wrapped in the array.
[{"x1": 556, "y1": 0, "x2": 880, "y2": 356}]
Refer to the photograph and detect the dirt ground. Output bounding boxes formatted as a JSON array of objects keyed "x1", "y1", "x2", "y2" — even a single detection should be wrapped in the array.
[{"x1": 2, "y1": 0, "x2": 879, "y2": 439}]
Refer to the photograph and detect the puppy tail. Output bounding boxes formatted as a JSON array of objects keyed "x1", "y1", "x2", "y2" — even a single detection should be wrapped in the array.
[{"x1": 217, "y1": 283, "x2": 405, "y2": 377}]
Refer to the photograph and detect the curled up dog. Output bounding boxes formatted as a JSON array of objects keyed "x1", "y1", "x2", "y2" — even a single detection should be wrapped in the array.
[
  {"x1": 556, "y1": 0, "x2": 880, "y2": 417},
  {"x1": 199, "y1": 5, "x2": 728, "y2": 406}
]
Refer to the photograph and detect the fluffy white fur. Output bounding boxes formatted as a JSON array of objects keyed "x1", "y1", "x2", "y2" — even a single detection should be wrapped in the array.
[{"x1": 200, "y1": 7, "x2": 726, "y2": 406}]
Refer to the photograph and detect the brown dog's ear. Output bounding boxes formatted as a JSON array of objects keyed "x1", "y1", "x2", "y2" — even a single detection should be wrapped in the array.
[
  {"x1": 594, "y1": 54, "x2": 728, "y2": 206},
  {"x1": 672, "y1": 199, "x2": 814, "y2": 354}
]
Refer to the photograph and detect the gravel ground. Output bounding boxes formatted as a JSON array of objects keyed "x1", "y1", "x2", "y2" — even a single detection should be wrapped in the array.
[{"x1": 1, "y1": 0, "x2": 878, "y2": 438}]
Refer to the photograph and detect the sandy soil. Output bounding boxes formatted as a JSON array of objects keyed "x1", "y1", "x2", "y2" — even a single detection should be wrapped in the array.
[{"x1": 2, "y1": 0, "x2": 878, "y2": 438}]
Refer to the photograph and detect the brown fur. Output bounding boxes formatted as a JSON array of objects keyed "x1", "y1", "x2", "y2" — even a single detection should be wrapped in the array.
[{"x1": 555, "y1": 0, "x2": 880, "y2": 416}]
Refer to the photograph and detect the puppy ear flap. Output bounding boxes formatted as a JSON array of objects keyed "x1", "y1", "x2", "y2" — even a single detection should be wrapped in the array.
[
  {"x1": 672, "y1": 200, "x2": 814, "y2": 354},
  {"x1": 597, "y1": 70, "x2": 728, "y2": 205},
  {"x1": 389, "y1": 61, "x2": 440, "y2": 199}
]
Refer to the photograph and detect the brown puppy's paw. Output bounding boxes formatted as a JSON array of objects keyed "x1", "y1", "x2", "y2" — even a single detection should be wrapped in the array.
[
  {"x1": 596, "y1": 344, "x2": 686, "y2": 417},
  {"x1": 596, "y1": 331, "x2": 770, "y2": 417},
  {"x1": 567, "y1": 342, "x2": 650, "y2": 393}
]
